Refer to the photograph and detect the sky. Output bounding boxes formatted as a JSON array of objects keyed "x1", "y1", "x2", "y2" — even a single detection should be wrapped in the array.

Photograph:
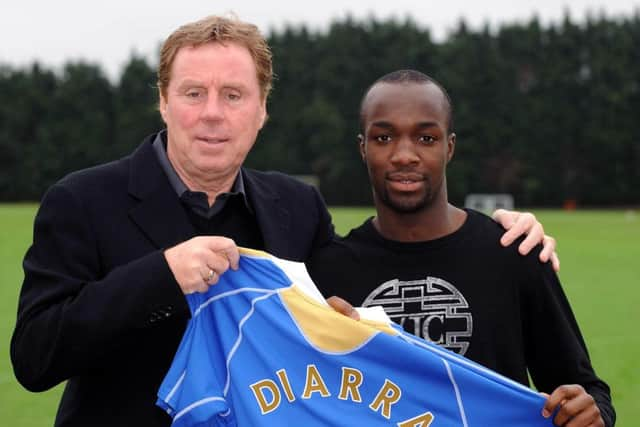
[{"x1": 1, "y1": 0, "x2": 638, "y2": 80}]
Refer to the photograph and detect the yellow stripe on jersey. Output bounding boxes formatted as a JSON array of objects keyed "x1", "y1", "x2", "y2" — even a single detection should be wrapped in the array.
[
  {"x1": 239, "y1": 246, "x2": 399, "y2": 351},
  {"x1": 280, "y1": 285, "x2": 398, "y2": 353},
  {"x1": 238, "y1": 247, "x2": 271, "y2": 258}
]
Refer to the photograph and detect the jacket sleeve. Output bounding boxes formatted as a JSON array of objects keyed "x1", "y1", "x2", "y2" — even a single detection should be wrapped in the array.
[
  {"x1": 521, "y1": 260, "x2": 616, "y2": 427},
  {"x1": 10, "y1": 183, "x2": 190, "y2": 392},
  {"x1": 309, "y1": 185, "x2": 335, "y2": 252}
]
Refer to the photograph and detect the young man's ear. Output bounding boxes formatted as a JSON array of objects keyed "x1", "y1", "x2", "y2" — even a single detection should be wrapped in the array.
[
  {"x1": 358, "y1": 134, "x2": 366, "y2": 162},
  {"x1": 446, "y1": 132, "x2": 456, "y2": 163}
]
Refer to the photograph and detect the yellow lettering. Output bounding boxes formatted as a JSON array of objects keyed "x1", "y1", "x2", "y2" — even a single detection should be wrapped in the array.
[
  {"x1": 397, "y1": 411, "x2": 434, "y2": 427},
  {"x1": 338, "y1": 367, "x2": 363, "y2": 402},
  {"x1": 301, "y1": 364, "x2": 331, "y2": 399},
  {"x1": 276, "y1": 369, "x2": 296, "y2": 403},
  {"x1": 369, "y1": 379, "x2": 402, "y2": 419},
  {"x1": 250, "y1": 379, "x2": 281, "y2": 414}
]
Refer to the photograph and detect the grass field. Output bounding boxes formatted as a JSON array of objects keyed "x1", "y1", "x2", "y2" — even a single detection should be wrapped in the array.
[{"x1": 1, "y1": 204, "x2": 638, "y2": 425}]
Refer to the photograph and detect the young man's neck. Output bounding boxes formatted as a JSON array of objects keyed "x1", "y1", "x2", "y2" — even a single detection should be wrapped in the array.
[{"x1": 372, "y1": 201, "x2": 466, "y2": 243}]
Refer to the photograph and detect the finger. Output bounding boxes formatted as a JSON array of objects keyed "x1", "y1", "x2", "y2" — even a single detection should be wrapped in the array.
[
  {"x1": 203, "y1": 256, "x2": 230, "y2": 282},
  {"x1": 555, "y1": 396, "x2": 598, "y2": 427},
  {"x1": 543, "y1": 384, "x2": 583, "y2": 419},
  {"x1": 186, "y1": 277, "x2": 209, "y2": 294},
  {"x1": 226, "y1": 246, "x2": 240, "y2": 270},
  {"x1": 165, "y1": 242, "x2": 209, "y2": 294},
  {"x1": 206, "y1": 237, "x2": 240, "y2": 270},
  {"x1": 195, "y1": 281, "x2": 210, "y2": 294},
  {"x1": 551, "y1": 251, "x2": 561, "y2": 272},
  {"x1": 537, "y1": 235, "x2": 554, "y2": 262},
  {"x1": 501, "y1": 212, "x2": 536, "y2": 247},
  {"x1": 558, "y1": 388, "x2": 595, "y2": 414},
  {"x1": 202, "y1": 268, "x2": 218, "y2": 285},
  {"x1": 537, "y1": 235, "x2": 558, "y2": 270},
  {"x1": 499, "y1": 226, "x2": 519, "y2": 246},
  {"x1": 491, "y1": 209, "x2": 513, "y2": 226},
  {"x1": 566, "y1": 416, "x2": 602, "y2": 427},
  {"x1": 563, "y1": 397, "x2": 601, "y2": 427},
  {"x1": 326, "y1": 296, "x2": 360, "y2": 321},
  {"x1": 516, "y1": 219, "x2": 544, "y2": 255}
]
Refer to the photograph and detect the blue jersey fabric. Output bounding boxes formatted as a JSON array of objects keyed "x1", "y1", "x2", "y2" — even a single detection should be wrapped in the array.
[{"x1": 157, "y1": 249, "x2": 553, "y2": 426}]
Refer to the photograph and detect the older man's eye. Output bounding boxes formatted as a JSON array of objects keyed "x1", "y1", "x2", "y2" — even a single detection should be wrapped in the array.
[{"x1": 185, "y1": 89, "x2": 204, "y2": 99}]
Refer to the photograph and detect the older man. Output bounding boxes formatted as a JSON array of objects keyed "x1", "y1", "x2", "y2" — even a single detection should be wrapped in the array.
[{"x1": 11, "y1": 16, "x2": 555, "y2": 426}]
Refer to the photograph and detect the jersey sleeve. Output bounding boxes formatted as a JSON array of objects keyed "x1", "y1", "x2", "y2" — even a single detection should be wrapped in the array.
[
  {"x1": 157, "y1": 250, "x2": 296, "y2": 426},
  {"x1": 156, "y1": 300, "x2": 231, "y2": 426},
  {"x1": 396, "y1": 328, "x2": 553, "y2": 427}
]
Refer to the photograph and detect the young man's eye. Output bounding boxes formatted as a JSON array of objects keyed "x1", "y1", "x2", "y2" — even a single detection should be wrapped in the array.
[
  {"x1": 419, "y1": 135, "x2": 436, "y2": 144},
  {"x1": 375, "y1": 135, "x2": 392, "y2": 143}
]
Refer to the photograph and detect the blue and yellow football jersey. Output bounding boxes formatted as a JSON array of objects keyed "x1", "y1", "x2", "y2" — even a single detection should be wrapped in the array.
[{"x1": 157, "y1": 248, "x2": 553, "y2": 426}]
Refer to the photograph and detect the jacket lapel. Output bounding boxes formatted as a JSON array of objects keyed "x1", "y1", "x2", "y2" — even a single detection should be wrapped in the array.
[
  {"x1": 125, "y1": 139, "x2": 293, "y2": 254},
  {"x1": 243, "y1": 169, "x2": 291, "y2": 255},
  {"x1": 127, "y1": 137, "x2": 196, "y2": 249}
]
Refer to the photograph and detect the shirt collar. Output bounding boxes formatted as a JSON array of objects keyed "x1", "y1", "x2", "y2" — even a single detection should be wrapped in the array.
[{"x1": 152, "y1": 130, "x2": 252, "y2": 217}]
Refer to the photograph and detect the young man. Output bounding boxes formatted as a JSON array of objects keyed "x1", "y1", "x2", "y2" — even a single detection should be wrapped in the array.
[{"x1": 308, "y1": 70, "x2": 615, "y2": 427}]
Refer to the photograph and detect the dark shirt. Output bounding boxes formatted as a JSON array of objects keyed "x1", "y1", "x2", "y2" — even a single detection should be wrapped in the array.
[
  {"x1": 152, "y1": 131, "x2": 251, "y2": 218},
  {"x1": 307, "y1": 209, "x2": 615, "y2": 427},
  {"x1": 152, "y1": 132, "x2": 263, "y2": 249}
]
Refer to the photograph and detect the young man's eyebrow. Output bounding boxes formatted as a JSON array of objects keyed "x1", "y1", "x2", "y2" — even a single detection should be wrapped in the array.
[
  {"x1": 416, "y1": 121, "x2": 439, "y2": 129},
  {"x1": 369, "y1": 121, "x2": 394, "y2": 129}
]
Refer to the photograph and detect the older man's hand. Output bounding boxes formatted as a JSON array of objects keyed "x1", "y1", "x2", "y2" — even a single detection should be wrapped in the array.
[
  {"x1": 164, "y1": 236, "x2": 240, "y2": 294},
  {"x1": 492, "y1": 208, "x2": 560, "y2": 272}
]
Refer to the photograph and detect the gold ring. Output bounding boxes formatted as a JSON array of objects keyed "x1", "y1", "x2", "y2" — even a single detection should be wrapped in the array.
[{"x1": 206, "y1": 269, "x2": 215, "y2": 283}]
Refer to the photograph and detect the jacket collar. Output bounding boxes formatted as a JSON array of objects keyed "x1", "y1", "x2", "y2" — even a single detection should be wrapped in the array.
[
  {"x1": 242, "y1": 169, "x2": 291, "y2": 255},
  {"x1": 127, "y1": 134, "x2": 196, "y2": 249},
  {"x1": 127, "y1": 133, "x2": 292, "y2": 254}
]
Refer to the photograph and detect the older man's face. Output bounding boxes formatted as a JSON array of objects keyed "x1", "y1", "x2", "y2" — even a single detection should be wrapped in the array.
[{"x1": 160, "y1": 42, "x2": 266, "y2": 188}]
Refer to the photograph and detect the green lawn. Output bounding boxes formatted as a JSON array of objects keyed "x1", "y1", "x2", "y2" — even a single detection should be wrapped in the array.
[
  {"x1": 1, "y1": 205, "x2": 637, "y2": 425},
  {"x1": 0, "y1": 204, "x2": 65, "y2": 423}
]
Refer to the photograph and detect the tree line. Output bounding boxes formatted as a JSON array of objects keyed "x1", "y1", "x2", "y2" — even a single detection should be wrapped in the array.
[{"x1": 1, "y1": 14, "x2": 638, "y2": 206}]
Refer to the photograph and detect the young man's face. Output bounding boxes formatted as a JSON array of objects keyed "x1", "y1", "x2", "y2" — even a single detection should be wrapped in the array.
[
  {"x1": 159, "y1": 42, "x2": 267, "y2": 186},
  {"x1": 359, "y1": 81, "x2": 455, "y2": 214}
]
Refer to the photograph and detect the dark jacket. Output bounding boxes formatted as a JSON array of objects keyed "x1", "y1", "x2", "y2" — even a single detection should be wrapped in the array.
[{"x1": 11, "y1": 134, "x2": 334, "y2": 426}]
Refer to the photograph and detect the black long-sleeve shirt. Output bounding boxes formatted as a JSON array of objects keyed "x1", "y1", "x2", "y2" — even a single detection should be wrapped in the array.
[{"x1": 308, "y1": 209, "x2": 615, "y2": 426}]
